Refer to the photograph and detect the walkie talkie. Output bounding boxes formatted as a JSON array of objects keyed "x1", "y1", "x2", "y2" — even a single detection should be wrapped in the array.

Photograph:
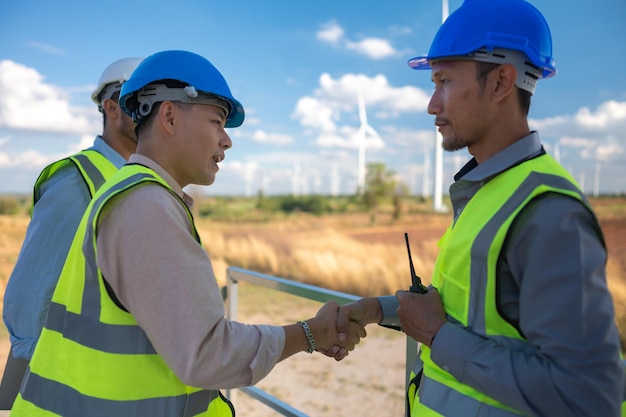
[
  {"x1": 378, "y1": 232, "x2": 428, "y2": 332},
  {"x1": 405, "y1": 232, "x2": 428, "y2": 294}
]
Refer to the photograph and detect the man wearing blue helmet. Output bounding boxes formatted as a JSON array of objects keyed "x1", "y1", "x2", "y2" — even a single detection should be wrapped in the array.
[
  {"x1": 11, "y1": 50, "x2": 365, "y2": 417},
  {"x1": 337, "y1": 0, "x2": 624, "y2": 416}
]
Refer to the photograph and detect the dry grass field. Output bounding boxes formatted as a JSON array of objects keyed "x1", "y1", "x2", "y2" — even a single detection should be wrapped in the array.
[{"x1": 0, "y1": 197, "x2": 624, "y2": 416}]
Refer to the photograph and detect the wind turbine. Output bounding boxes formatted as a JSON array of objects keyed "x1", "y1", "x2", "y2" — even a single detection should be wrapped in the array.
[
  {"x1": 594, "y1": 162, "x2": 601, "y2": 197},
  {"x1": 355, "y1": 92, "x2": 382, "y2": 194},
  {"x1": 292, "y1": 160, "x2": 301, "y2": 196},
  {"x1": 554, "y1": 141, "x2": 561, "y2": 163},
  {"x1": 422, "y1": 152, "x2": 431, "y2": 199},
  {"x1": 432, "y1": 0, "x2": 449, "y2": 212},
  {"x1": 330, "y1": 163, "x2": 340, "y2": 196}
]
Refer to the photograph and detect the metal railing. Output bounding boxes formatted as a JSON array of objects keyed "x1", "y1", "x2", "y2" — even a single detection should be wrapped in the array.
[{"x1": 224, "y1": 266, "x2": 417, "y2": 417}]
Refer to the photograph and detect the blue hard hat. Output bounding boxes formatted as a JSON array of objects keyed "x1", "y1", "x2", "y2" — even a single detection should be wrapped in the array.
[
  {"x1": 408, "y1": 0, "x2": 556, "y2": 79},
  {"x1": 120, "y1": 50, "x2": 245, "y2": 128}
]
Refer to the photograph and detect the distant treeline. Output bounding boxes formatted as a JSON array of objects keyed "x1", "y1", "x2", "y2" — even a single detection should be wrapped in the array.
[
  {"x1": 0, "y1": 192, "x2": 423, "y2": 218},
  {"x1": 2, "y1": 192, "x2": 624, "y2": 220},
  {"x1": 0, "y1": 195, "x2": 30, "y2": 216},
  {"x1": 195, "y1": 192, "x2": 431, "y2": 222}
]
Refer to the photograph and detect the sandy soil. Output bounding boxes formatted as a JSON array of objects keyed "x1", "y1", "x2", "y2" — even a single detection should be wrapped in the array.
[
  {"x1": 231, "y1": 325, "x2": 408, "y2": 417},
  {"x1": 227, "y1": 288, "x2": 409, "y2": 417}
]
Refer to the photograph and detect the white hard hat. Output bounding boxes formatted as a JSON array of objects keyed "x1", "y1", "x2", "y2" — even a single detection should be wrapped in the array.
[{"x1": 91, "y1": 57, "x2": 144, "y2": 106}]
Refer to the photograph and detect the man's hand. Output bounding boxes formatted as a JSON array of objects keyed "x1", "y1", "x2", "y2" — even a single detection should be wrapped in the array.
[
  {"x1": 307, "y1": 301, "x2": 367, "y2": 361},
  {"x1": 396, "y1": 288, "x2": 446, "y2": 347},
  {"x1": 311, "y1": 298, "x2": 383, "y2": 361}
]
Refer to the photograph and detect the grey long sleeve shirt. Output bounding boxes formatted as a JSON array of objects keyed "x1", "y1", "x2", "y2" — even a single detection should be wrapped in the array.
[{"x1": 379, "y1": 132, "x2": 623, "y2": 416}]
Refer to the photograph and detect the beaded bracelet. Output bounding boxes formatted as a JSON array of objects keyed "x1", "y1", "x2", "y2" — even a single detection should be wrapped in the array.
[{"x1": 297, "y1": 321, "x2": 316, "y2": 354}]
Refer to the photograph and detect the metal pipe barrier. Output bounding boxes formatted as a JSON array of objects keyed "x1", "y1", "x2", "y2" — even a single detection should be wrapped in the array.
[{"x1": 225, "y1": 266, "x2": 418, "y2": 417}]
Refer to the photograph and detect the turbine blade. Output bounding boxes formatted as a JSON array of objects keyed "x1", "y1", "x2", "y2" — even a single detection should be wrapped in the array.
[{"x1": 358, "y1": 93, "x2": 368, "y2": 124}]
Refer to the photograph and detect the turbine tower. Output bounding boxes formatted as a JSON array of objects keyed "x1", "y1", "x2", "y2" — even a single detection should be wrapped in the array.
[
  {"x1": 330, "y1": 163, "x2": 340, "y2": 196},
  {"x1": 355, "y1": 92, "x2": 381, "y2": 194},
  {"x1": 432, "y1": 0, "x2": 449, "y2": 212}
]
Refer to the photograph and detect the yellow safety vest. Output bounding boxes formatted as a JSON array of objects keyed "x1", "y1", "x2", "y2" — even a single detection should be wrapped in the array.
[
  {"x1": 32, "y1": 149, "x2": 118, "y2": 209},
  {"x1": 408, "y1": 154, "x2": 604, "y2": 416},
  {"x1": 12, "y1": 163, "x2": 234, "y2": 417}
]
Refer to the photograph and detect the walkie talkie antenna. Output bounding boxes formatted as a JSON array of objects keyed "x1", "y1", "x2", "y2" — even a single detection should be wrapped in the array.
[{"x1": 404, "y1": 232, "x2": 427, "y2": 294}]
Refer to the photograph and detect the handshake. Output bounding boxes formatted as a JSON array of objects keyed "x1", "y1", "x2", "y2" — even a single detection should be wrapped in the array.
[
  {"x1": 296, "y1": 297, "x2": 384, "y2": 361},
  {"x1": 298, "y1": 288, "x2": 446, "y2": 361}
]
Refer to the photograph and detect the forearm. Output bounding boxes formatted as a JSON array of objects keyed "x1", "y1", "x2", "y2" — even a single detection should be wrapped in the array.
[{"x1": 280, "y1": 323, "x2": 314, "y2": 361}]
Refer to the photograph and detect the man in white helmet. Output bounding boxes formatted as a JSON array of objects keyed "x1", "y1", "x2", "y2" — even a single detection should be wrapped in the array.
[
  {"x1": 0, "y1": 57, "x2": 143, "y2": 409},
  {"x1": 336, "y1": 0, "x2": 624, "y2": 416}
]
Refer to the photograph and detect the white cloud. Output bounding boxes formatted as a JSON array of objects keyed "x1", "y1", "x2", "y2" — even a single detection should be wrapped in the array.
[
  {"x1": 316, "y1": 73, "x2": 429, "y2": 112},
  {"x1": 316, "y1": 21, "x2": 344, "y2": 44},
  {"x1": 574, "y1": 100, "x2": 626, "y2": 128},
  {"x1": 72, "y1": 134, "x2": 98, "y2": 153},
  {"x1": 314, "y1": 126, "x2": 385, "y2": 151},
  {"x1": 529, "y1": 100, "x2": 626, "y2": 165},
  {"x1": 560, "y1": 136, "x2": 595, "y2": 148},
  {"x1": 0, "y1": 60, "x2": 99, "y2": 135},
  {"x1": 313, "y1": 131, "x2": 352, "y2": 148},
  {"x1": 317, "y1": 20, "x2": 400, "y2": 60},
  {"x1": 292, "y1": 73, "x2": 429, "y2": 140},
  {"x1": 28, "y1": 41, "x2": 65, "y2": 56},
  {"x1": 593, "y1": 141, "x2": 624, "y2": 162},
  {"x1": 0, "y1": 148, "x2": 59, "y2": 169},
  {"x1": 223, "y1": 160, "x2": 261, "y2": 177},
  {"x1": 292, "y1": 96, "x2": 337, "y2": 132},
  {"x1": 345, "y1": 38, "x2": 398, "y2": 59},
  {"x1": 251, "y1": 129, "x2": 294, "y2": 145}
]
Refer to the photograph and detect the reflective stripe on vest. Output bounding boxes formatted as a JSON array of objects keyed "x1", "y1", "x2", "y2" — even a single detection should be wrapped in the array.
[
  {"x1": 20, "y1": 372, "x2": 218, "y2": 417},
  {"x1": 33, "y1": 149, "x2": 117, "y2": 207},
  {"x1": 411, "y1": 154, "x2": 594, "y2": 416},
  {"x1": 14, "y1": 165, "x2": 233, "y2": 417}
]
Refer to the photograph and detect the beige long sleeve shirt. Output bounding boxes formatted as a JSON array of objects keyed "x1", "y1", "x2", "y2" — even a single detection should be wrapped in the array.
[{"x1": 97, "y1": 154, "x2": 285, "y2": 389}]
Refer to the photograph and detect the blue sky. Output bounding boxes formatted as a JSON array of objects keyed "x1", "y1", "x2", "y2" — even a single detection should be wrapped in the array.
[{"x1": 1, "y1": 0, "x2": 625, "y2": 197}]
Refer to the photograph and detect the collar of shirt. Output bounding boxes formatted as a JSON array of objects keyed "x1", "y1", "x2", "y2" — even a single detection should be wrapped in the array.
[
  {"x1": 449, "y1": 131, "x2": 544, "y2": 221},
  {"x1": 92, "y1": 135, "x2": 127, "y2": 169},
  {"x1": 126, "y1": 154, "x2": 194, "y2": 208},
  {"x1": 454, "y1": 131, "x2": 544, "y2": 182}
]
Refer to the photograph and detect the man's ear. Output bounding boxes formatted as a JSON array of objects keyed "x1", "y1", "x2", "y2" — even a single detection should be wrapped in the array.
[
  {"x1": 493, "y1": 64, "x2": 517, "y2": 102},
  {"x1": 157, "y1": 101, "x2": 177, "y2": 134},
  {"x1": 102, "y1": 98, "x2": 120, "y2": 119}
]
